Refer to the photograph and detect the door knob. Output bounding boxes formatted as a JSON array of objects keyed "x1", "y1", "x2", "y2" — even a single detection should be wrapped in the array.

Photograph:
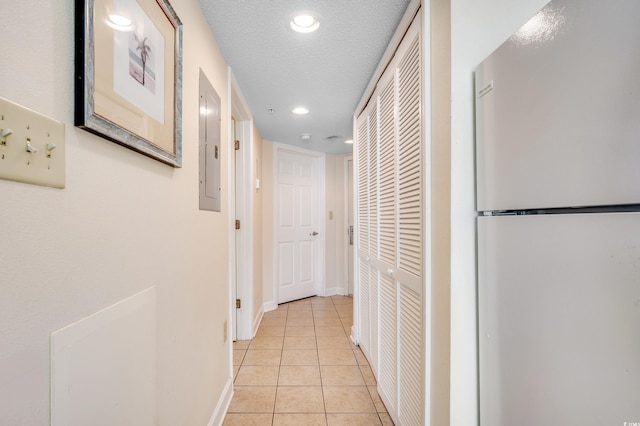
[{"x1": 310, "y1": 231, "x2": 319, "y2": 236}]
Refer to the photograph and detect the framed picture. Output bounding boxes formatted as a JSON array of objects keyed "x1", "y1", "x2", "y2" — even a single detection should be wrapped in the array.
[{"x1": 75, "y1": 0, "x2": 183, "y2": 167}]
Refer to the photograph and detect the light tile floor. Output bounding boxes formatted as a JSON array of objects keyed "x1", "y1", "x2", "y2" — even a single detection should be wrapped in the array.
[{"x1": 224, "y1": 295, "x2": 394, "y2": 426}]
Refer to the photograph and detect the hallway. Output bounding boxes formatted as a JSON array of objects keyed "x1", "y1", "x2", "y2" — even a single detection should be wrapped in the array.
[{"x1": 224, "y1": 296, "x2": 394, "y2": 425}]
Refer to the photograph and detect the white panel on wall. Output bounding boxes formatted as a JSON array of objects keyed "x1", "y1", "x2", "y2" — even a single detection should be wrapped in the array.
[
  {"x1": 199, "y1": 70, "x2": 222, "y2": 212},
  {"x1": 51, "y1": 288, "x2": 156, "y2": 426}
]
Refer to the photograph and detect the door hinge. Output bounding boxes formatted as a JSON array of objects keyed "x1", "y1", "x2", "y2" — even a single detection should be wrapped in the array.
[
  {"x1": 235, "y1": 219, "x2": 241, "y2": 230},
  {"x1": 236, "y1": 299, "x2": 241, "y2": 309},
  {"x1": 234, "y1": 140, "x2": 240, "y2": 150}
]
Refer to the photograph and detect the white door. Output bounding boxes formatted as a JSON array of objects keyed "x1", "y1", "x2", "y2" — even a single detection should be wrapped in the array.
[{"x1": 276, "y1": 149, "x2": 322, "y2": 303}]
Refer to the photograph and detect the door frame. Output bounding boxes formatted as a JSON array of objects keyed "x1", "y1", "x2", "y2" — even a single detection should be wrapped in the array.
[
  {"x1": 228, "y1": 69, "x2": 254, "y2": 341},
  {"x1": 343, "y1": 155, "x2": 354, "y2": 296},
  {"x1": 272, "y1": 143, "x2": 327, "y2": 304}
]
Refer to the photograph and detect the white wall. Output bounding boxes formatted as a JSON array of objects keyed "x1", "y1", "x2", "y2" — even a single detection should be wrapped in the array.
[
  {"x1": 0, "y1": 1, "x2": 234, "y2": 424},
  {"x1": 324, "y1": 153, "x2": 351, "y2": 296},
  {"x1": 449, "y1": 0, "x2": 550, "y2": 424},
  {"x1": 252, "y1": 123, "x2": 264, "y2": 323},
  {"x1": 261, "y1": 140, "x2": 276, "y2": 308}
]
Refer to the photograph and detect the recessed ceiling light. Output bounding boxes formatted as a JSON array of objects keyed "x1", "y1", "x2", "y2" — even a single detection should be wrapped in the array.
[
  {"x1": 292, "y1": 107, "x2": 309, "y2": 115},
  {"x1": 300, "y1": 133, "x2": 312, "y2": 141},
  {"x1": 290, "y1": 12, "x2": 320, "y2": 33},
  {"x1": 344, "y1": 139, "x2": 354, "y2": 144}
]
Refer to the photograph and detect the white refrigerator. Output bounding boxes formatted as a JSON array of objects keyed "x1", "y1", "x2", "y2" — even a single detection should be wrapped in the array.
[{"x1": 475, "y1": 0, "x2": 640, "y2": 425}]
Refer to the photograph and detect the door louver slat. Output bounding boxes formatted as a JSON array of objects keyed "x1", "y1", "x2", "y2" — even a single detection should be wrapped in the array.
[
  {"x1": 357, "y1": 116, "x2": 369, "y2": 257},
  {"x1": 378, "y1": 274, "x2": 398, "y2": 413},
  {"x1": 378, "y1": 79, "x2": 396, "y2": 266},
  {"x1": 369, "y1": 105, "x2": 379, "y2": 257},
  {"x1": 398, "y1": 34, "x2": 422, "y2": 279},
  {"x1": 399, "y1": 285, "x2": 423, "y2": 425},
  {"x1": 358, "y1": 260, "x2": 370, "y2": 355}
]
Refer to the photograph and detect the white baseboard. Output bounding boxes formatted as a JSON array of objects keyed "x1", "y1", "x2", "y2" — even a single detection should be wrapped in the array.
[
  {"x1": 207, "y1": 377, "x2": 233, "y2": 426},
  {"x1": 323, "y1": 286, "x2": 346, "y2": 297},
  {"x1": 263, "y1": 301, "x2": 278, "y2": 312},
  {"x1": 252, "y1": 307, "x2": 264, "y2": 338}
]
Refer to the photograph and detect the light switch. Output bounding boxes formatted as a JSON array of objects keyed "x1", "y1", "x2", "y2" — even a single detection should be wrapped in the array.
[{"x1": 0, "y1": 96, "x2": 65, "y2": 188}]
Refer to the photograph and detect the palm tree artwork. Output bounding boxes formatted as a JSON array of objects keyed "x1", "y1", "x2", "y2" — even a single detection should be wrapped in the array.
[{"x1": 134, "y1": 34, "x2": 151, "y2": 87}]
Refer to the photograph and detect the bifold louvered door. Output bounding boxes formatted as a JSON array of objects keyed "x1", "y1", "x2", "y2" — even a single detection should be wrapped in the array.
[
  {"x1": 354, "y1": 11, "x2": 423, "y2": 426},
  {"x1": 356, "y1": 108, "x2": 372, "y2": 365}
]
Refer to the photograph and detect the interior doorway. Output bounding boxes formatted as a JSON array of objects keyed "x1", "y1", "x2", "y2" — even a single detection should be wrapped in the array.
[
  {"x1": 274, "y1": 146, "x2": 326, "y2": 304},
  {"x1": 232, "y1": 117, "x2": 239, "y2": 341},
  {"x1": 229, "y1": 73, "x2": 254, "y2": 341}
]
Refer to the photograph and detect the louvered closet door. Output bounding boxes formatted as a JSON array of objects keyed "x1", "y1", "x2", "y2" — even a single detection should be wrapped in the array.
[
  {"x1": 355, "y1": 111, "x2": 371, "y2": 359},
  {"x1": 354, "y1": 9, "x2": 423, "y2": 426},
  {"x1": 396, "y1": 15, "x2": 423, "y2": 426},
  {"x1": 367, "y1": 102, "x2": 380, "y2": 378},
  {"x1": 376, "y1": 64, "x2": 399, "y2": 417}
]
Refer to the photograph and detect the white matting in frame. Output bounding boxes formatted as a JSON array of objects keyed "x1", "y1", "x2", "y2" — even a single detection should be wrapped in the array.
[{"x1": 113, "y1": 0, "x2": 165, "y2": 124}]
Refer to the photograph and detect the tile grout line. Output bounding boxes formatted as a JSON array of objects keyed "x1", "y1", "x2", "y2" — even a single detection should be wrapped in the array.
[
  {"x1": 269, "y1": 306, "x2": 279, "y2": 423},
  {"x1": 227, "y1": 296, "x2": 384, "y2": 425},
  {"x1": 320, "y1": 296, "x2": 338, "y2": 423},
  {"x1": 271, "y1": 303, "x2": 287, "y2": 426}
]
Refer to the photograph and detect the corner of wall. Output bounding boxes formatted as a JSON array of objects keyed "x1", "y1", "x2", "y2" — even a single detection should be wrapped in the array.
[
  {"x1": 261, "y1": 140, "x2": 276, "y2": 307},
  {"x1": 252, "y1": 306, "x2": 264, "y2": 338},
  {"x1": 206, "y1": 378, "x2": 233, "y2": 426},
  {"x1": 263, "y1": 301, "x2": 278, "y2": 312}
]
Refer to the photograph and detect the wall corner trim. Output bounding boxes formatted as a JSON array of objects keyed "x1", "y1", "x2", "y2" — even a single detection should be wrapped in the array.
[
  {"x1": 252, "y1": 307, "x2": 265, "y2": 338},
  {"x1": 207, "y1": 377, "x2": 233, "y2": 426},
  {"x1": 263, "y1": 301, "x2": 278, "y2": 313}
]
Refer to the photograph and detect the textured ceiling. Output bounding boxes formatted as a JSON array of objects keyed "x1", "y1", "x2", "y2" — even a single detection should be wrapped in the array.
[{"x1": 198, "y1": 0, "x2": 412, "y2": 154}]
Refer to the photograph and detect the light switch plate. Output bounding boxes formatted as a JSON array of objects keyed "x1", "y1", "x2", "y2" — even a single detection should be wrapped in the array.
[{"x1": 0, "y1": 97, "x2": 65, "y2": 188}]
